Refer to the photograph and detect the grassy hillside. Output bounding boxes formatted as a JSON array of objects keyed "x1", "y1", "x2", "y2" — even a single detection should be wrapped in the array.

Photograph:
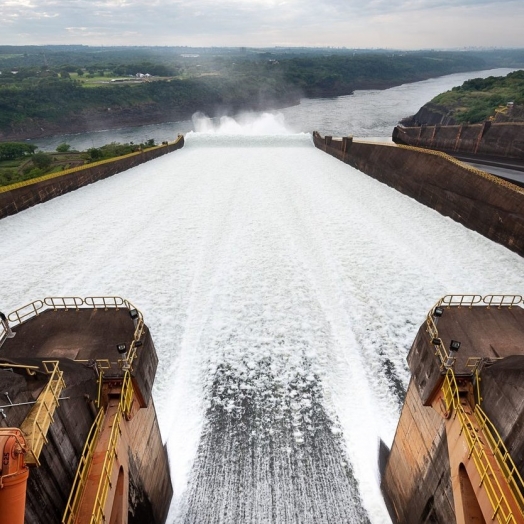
[{"x1": 430, "y1": 70, "x2": 524, "y2": 123}]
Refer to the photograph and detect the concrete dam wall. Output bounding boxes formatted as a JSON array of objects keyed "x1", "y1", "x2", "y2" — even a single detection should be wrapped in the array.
[
  {"x1": 0, "y1": 136, "x2": 184, "y2": 220},
  {"x1": 313, "y1": 132, "x2": 524, "y2": 258},
  {"x1": 393, "y1": 121, "x2": 524, "y2": 160}
]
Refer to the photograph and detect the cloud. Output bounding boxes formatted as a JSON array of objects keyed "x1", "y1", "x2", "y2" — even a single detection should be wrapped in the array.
[{"x1": 0, "y1": 0, "x2": 523, "y2": 47}]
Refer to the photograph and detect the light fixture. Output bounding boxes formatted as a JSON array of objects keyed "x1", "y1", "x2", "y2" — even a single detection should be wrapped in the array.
[
  {"x1": 432, "y1": 338, "x2": 441, "y2": 346},
  {"x1": 134, "y1": 341, "x2": 143, "y2": 348},
  {"x1": 129, "y1": 309, "x2": 139, "y2": 320},
  {"x1": 434, "y1": 307, "x2": 444, "y2": 317},
  {"x1": 116, "y1": 343, "x2": 127, "y2": 354},
  {"x1": 449, "y1": 340, "x2": 461, "y2": 352}
]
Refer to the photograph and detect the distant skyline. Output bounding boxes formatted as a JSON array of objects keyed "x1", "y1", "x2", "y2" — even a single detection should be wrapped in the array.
[{"x1": 1, "y1": 0, "x2": 524, "y2": 49}]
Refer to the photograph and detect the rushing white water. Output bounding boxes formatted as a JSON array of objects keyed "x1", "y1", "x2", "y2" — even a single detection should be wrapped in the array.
[{"x1": 2, "y1": 117, "x2": 524, "y2": 522}]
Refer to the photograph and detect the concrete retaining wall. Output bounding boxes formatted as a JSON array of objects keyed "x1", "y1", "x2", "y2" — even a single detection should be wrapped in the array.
[
  {"x1": 393, "y1": 122, "x2": 524, "y2": 160},
  {"x1": 382, "y1": 381, "x2": 455, "y2": 524},
  {"x1": 0, "y1": 136, "x2": 184, "y2": 220},
  {"x1": 313, "y1": 132, "x2": 524, "y2": 258},
  {"x1": 479, "y1": 356, "x2": 524, "y2": 479}
]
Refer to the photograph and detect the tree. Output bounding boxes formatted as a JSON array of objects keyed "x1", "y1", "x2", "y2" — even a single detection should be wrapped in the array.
[
  {"x1": 32, "y1": 152, "x2": 53, "y2": 170},
  {"x1": 56, "y1": 143, "x2": 71, "y2": 153},
  {"x1": 0, "y1": 142, "x2": 37, "y2": 161}
]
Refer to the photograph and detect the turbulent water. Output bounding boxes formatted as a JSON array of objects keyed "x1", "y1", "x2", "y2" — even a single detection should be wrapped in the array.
[{"x1": 2, "y1": 68, "x2": 524, "y2": 523}]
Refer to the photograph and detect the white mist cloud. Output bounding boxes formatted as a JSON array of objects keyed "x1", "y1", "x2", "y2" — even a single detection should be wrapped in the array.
[{"x1": 191, "y1": 112, "x2": 293, "y2": 135}]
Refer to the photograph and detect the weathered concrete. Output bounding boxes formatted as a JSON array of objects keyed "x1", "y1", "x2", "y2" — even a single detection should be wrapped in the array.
[
  {"x1": 382, "y1": 381, "x2": 455, "y2": 524},
  {"x1": 383, "y1": 301, "x2": 524, "y2": 523},
  {"x1": 313, "y1": 132, "x2": 524, "y2": 258},
  {"x1": 393, "y1": 122, "x2": 524, "y2": 160},
  {"x1": 0, "y1": 362, "x2": 98, "y2": 524},
  {"x1": 0, "y1": 301, "x2": 171, "y2": 523},
  {"x1": 0, "y1": 137, "x2": 184, "y2": 220},
  {"x1": 479, "y1": 356, "x2": 524, "y2": 479}
]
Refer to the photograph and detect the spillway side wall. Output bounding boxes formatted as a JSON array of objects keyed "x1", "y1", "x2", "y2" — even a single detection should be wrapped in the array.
[
  {"x1": 478, "y1": 356, "x2": 524, "y2": 479},
  {"x1": 0, "y1": 137, "x2": 184, "y2": 220},
  {"x1": 382, "y1": 380, "x2": 455, "y2": 524},
  {"x1": 18, "y1": 363, "x2": 99, "y2": 524},
  {"x1": 127, "y1": 397, "x2": 172, "y2": 524},
  {"x1": 313, "y1": 133, "x2": 524, "y2": 258},
  {"x1": 392, "y1": 122, "x2": 524, "y2": 160}
]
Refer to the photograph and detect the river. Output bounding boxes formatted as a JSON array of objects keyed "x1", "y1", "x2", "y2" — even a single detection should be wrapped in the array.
[{"x1": 30, "y1": 68, "x2": 518, "y2": 151}]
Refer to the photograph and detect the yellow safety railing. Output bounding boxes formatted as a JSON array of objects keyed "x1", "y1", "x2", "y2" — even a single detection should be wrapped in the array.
[
  {"x1": 442, "y1": 369, "x2": 524, "y2": 523},
  {"x1": 84, "y1": 296, "x2": 125, "y2": 310},
  {"x1": 62, "y1": 408, "x2": 105, "y2": 524},
  {"x1": 483, "y1": 295, "x2": 523, "y2": 309},
  {"x1": 8, "y1": 299, "x2": 44, "y2": 326},
  {"x1": 6, "y1": 297, "x2": 146, "y2": 373},
  {"x1": 475, "y1": 406, "x2": 524, "y2": 516},
  {"x1": 90, "y1": 371, "x2": 134, "y2": 523},
  {"x1": 20, "y1": 361, "x2": 66, "y2": 466},
  {"x1": 425, "y1": 294, "x2": 524, "y2": 368},
  {"x1": 44, "y1": 297, "x2": 84, "y2": 311},
  {"x1": 439, "y1": 294, "x2": 483, "y2": 308},
  {"x1": 0, "y1": 363, "x2": 38, "y2": 376}
]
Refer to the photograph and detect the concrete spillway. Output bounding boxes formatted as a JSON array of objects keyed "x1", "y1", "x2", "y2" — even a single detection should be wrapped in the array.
[{"x1": 2, "y1": 131, "x2": 524, "y2": 523}]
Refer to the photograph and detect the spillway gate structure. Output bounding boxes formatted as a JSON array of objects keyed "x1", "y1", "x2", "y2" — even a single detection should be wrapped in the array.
[
  {"x1": 0, "y1": 297, "x2": 172, "y2": 524},
  {"x1": 382, "y1": 294, "x2": 524, "y2": 524}
]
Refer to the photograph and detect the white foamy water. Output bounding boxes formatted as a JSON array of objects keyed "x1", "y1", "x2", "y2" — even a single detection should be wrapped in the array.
[{"x1": 2, "y1": 119, "x2": 524, "y2": 522}]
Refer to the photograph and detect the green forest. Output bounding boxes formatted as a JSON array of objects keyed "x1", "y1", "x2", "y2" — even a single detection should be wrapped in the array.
[
  {"x1": 429, "y1": 70, "x2": 524, "y2": 123},
  {"x1": 1, "y1": 46, "x2": 524, "y2": 138}
]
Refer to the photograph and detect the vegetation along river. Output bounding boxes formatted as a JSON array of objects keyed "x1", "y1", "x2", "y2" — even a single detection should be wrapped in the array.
[{"x1": 30, "y1": 68, "x2": 517, "y2": 151}]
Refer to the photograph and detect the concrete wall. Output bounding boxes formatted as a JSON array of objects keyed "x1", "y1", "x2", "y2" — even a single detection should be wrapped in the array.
[
  {"x1": 0, "y1": 362, "x2": 99, "y2": 524},
  {"x1": 0, "y1": 137, "x2": 184, "y2": 220},
  {"x1": 479, "y1": 356, "x2": 524, "y2": 479},
  {"x1": 393, "y1": 122, "x2": 524, "y2": 160},
  {"x1": 382, "y1": 381, "x2": 455, "y2": 524},
  {"x1": 127, "y1": 399, "x2": 172, "y2": 524},
  {"x1": 313, "y1": 133, "x2": 524, "y2": 258}
]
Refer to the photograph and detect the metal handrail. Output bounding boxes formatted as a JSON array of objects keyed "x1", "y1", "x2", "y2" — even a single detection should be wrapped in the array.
[
  {"x1": 5, "y1": 297, "x2": 146, "y2": 374},
  {"x1": 84, "y1": 296, "x2": 125, "y2": 310},
  {"x1": 483, "y1": 295, "x2": 523, "y2": 309},
  {"x1": 7, "y1": 300, "x2": 44, "y2": 326},
  {"x1": 425, "y1": 294, "x2": 524, "y2": 368},
  {"x1": 21, "y1": 361, "x2": 66, "y2": 466},
  {"x1": 90, "y1": 371, "x2": 134, "y2": 523},
  {"x1": 62, "y1": 408, "x2": 105, "y2": 524},
  {"x1": 439, "y1": 294, "x2": 483, "y2": 308},
  {"x1": 442, "y1": 370, "x2": 523, "y2": 523},
  {"x1": 475, "y1": 405, "x2": 524, "y2": 516},
  {"x1": 44, "y1": 297, "x2": 83, "y2": 311}
]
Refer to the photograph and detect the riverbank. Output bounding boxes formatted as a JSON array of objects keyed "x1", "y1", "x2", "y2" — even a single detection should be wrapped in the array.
[{"x1": 1, "y1": 53, "x2": 514, "y2": 142}]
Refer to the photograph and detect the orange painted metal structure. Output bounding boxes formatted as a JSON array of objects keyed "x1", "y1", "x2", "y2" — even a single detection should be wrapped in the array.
[{"x1": 0, "y1": 429, "x2": 29, "y2": 524}]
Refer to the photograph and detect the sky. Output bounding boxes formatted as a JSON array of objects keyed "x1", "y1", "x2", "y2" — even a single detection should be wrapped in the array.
[{"x1": 1, "y1": 0, "x2": 524, "y2": 49}]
